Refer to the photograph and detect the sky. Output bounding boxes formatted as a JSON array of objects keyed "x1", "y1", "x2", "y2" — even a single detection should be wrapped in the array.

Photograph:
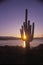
[{"x1": 0, "y1": 0, "x2": 43, "y2": 38}]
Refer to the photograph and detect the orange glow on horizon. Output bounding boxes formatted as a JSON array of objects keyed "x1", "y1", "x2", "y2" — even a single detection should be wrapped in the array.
[{"x1": 0, "y1": 32, "x2": 43, "y2": 38}]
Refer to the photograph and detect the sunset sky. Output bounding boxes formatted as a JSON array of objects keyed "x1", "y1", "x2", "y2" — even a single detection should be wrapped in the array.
[{"x1": 0, "y1": 0, "x2": 43, "y2": 38}]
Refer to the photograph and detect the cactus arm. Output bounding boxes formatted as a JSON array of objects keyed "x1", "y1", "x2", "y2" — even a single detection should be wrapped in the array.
[
  {"x1": 20, "y1": 26, "x2": 24, "y2": 40},
  {"x1": 25, "y1": 9, "x2": 28, "y2": 29},
  {"x1": 28, "y1": 20, "x2": 30, "y2": 29},
  {"x1": 25, "y1": 9, "x2": 28, "y2": 22},
  {"x1": 31, "y1": 22, "x2": 34, "y2": 41},
  {"x1": 20, "y1": 29, "x2": 23, "y2": 39},
  {"x1": 23, "y1": 22, "x2": 26, "y2": 31}
]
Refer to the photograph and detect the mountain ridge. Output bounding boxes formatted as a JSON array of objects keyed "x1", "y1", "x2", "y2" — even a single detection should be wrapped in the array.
[{"x1": 0, "y1": 36, "x2": 43, "y2": 40}]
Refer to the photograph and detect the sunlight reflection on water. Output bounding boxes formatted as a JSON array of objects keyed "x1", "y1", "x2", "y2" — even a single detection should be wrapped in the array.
[
  {"x1": 0, "y1": 39, "x2": 43, "y2": 47},
  {"x1": 24, "y1": 41, "x2": 26, "y2": 48}
]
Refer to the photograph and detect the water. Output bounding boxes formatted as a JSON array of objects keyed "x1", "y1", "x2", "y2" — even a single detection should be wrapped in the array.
[{"x1": 0, "y1": 39, "x2": 43, "y2": 48}]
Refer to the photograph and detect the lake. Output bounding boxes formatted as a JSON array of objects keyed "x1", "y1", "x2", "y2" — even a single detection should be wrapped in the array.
[{"x1": 0, "y1": 39, "x2": 43, "y2": 48}]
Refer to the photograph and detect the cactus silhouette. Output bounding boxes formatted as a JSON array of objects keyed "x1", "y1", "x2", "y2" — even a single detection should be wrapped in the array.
[{"x1": 20, "y1": 9, "x2": 34, "y2": 48}]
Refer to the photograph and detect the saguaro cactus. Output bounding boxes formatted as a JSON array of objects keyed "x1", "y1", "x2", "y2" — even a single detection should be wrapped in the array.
[{"x1": 20, "y1": 9, "x2": 34, "y2": 48}]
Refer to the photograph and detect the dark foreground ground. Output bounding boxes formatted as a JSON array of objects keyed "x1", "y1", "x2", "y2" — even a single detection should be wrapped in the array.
[{"x1": 0, "y1": 44, "x2": 43, "y2": 64}]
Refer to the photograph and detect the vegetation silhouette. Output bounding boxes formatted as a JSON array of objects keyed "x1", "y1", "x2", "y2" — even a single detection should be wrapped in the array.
[
  {"x1": 20, "y1": 9, "x2": 34, "y2": 49},
  {"x1": 0, "y1": 45, "x2": 43, "y2": 64}
]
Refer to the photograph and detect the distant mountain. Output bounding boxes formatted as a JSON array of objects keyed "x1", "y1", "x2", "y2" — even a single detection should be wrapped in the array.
[
  {"x1": 0, "y1": 36, "x2": 21, "y2": 40},
  {"x1": 34, "y1": 37, "x2": 43, "y2": 39},
  {"x1": 0, "y1": 36, "x2": 43, "y2": 40}
]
